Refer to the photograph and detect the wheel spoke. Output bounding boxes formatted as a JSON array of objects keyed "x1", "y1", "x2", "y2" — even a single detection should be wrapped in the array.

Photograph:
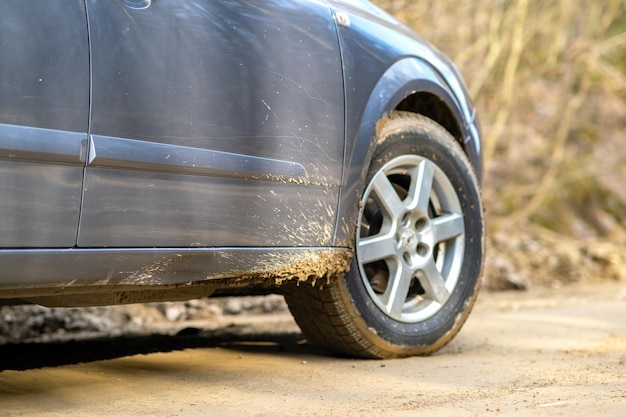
[
  {"x1": 382, "y1": 263, "x2": 414, "y2": 319},
  {"x1": 406, "y1": 159, "x2": 435, "y2": 213},
  {"x1": 357, "y1": 233, "x2": 397, "y2": 264},
  {"x1": 432, "y1": 213, "x2": 464, "y2": 244},
  {"x1": 370, "y1": 170, "x2": 406, "y2": 220},
  {"x1": 417, "y1": 259, "x2": 450, "y2": 304}
]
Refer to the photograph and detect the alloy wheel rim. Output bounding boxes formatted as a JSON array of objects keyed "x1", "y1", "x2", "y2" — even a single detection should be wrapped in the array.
[{"x1": 356, "y1": 154, "x2": 465, "y2": 323}]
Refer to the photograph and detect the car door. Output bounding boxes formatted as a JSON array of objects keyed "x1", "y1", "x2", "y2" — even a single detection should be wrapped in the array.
[
  {"x1": 0, "y1": 1, "x2": 89, "y2": 247},
  {"x1": 79, "y1": 0, "x2": 345, "y2": 248}
]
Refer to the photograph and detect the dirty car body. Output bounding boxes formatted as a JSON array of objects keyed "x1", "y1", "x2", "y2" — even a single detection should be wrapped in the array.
[{"x1": 0, "y1": 0, "x2": 483, "y2": 358}]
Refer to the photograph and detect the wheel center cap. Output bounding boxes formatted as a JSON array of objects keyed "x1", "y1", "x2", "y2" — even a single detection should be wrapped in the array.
[{"x1": 400, "y1": 229, "x2": 417, "y2": 250}]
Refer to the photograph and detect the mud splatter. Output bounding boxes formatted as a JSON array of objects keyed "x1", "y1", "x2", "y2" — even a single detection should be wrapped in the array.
[{"x1": 209, "y1": 249, "x2": 352, "y2": 289}]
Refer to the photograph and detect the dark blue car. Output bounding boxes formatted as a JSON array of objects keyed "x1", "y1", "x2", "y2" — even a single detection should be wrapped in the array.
[{"x1": 0, "y1": 0, "x2": 483, "y2": 358}]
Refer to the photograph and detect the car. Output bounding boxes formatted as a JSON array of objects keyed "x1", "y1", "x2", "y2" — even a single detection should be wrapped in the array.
[{"x1": 0, "y1": 0, "x2": 484, "y2": 358}]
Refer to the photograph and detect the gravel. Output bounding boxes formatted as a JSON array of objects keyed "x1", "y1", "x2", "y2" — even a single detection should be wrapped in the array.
[{"x1": 0, "y1": 295, "x2": 288, "y2": 345}]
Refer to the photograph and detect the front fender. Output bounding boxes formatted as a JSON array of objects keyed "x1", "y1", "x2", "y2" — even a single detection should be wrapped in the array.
[{"x1": 332, "y1": 58, "x2": 476, "y2": 247}]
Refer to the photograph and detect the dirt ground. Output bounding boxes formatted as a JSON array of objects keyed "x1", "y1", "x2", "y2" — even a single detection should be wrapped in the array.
[{"x1": 1, "y1": 281, "x2": 625, "y2": 417}]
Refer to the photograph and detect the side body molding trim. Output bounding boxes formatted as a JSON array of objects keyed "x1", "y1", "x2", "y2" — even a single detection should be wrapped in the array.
[
  {"x1": 88, "y1": 135, "x2": 308, "y2": 183},
  {"x1": 0, "y1": 123, "x2": 87, "y2": 165}
]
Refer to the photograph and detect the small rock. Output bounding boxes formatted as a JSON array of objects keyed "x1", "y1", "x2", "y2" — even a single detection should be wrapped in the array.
[{"x1": 224, "y1": 299, "x2": 243, "y2": 315}]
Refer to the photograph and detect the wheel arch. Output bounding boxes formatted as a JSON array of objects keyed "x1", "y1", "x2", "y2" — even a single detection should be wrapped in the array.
[
  {"x1": 395, "y1": 92, "x2": 464, "y2": 146},
  {"x1": 333, "y1": 57, "x2": 477, "y2": 247}
]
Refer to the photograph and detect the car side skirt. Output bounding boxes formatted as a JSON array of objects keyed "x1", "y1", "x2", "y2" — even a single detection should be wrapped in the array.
[{"x1": 0, "y1": 247, "x2": 351, "y2": 306}]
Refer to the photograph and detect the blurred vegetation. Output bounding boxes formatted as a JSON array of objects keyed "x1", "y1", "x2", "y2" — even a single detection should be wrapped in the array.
[{"x1": 374, "y1": 0, "x2": 626, "y2": 286}]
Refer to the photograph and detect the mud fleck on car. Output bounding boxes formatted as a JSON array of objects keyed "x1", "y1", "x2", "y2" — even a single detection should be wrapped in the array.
[{"x1": 0, "y1": 0, "x2": 483, "y2": 358}]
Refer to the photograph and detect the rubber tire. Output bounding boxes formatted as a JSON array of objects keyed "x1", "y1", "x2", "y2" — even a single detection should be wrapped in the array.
[{"x1": 284, "y1": 112, "x2": 484, "y2": 358}]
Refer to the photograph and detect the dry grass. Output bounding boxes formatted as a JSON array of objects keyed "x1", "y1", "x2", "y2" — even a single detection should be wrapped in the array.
[{"x1": 374, "y1": 0, "x2": 626, "y2": 286}]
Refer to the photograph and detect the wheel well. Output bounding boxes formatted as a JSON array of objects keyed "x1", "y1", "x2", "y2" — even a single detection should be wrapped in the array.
[{"x1": 395, "y1": 93, "x2": 464, "y2": 146}]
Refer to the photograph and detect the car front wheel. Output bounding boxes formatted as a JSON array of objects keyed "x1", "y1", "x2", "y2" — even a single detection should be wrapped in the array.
[{"x1": 284, "y1": 112, "x2": 484, "y2": 358}]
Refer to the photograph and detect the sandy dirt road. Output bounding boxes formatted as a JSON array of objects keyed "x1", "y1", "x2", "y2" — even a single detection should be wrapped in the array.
[{"x1": 1, "y1": 281, "x2": 625, "y2": 417}]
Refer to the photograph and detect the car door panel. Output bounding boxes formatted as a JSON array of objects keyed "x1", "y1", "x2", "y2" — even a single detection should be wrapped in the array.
[
  {"x1": 0, "y1": 126, "x2": 86, "y2": 247},
  {"x1": 80, "y1": 167, "x2": 337, "y2": 247},
  {"x1": 80, "y1": 0, "x2": 344, "y2": 247},
  {"x1": 0, "y1": 1, "x2": 89, "y2": 247}
]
